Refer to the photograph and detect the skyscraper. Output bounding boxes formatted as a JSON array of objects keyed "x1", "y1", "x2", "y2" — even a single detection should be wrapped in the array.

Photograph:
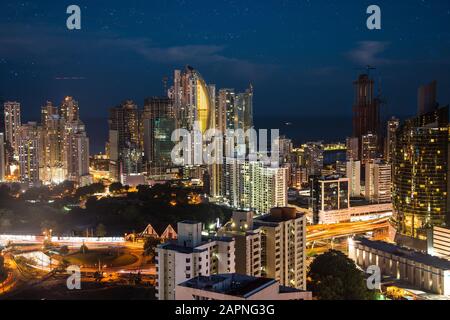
[
  {"x1": 218, "y1": 211, "x2": 262, "y2": 277},
  {"x1": 385, "y1": 117, "x2": 399, "y2": 163},
  {"x1": 18, "y1": 122, "x2": 40, "y2": 185},
  {"x1": 304, "y1": 142, "x2": 324, "y2": 177},
  {"x1": 4, "y1": 101, "x2": 21, "y2": 158},
  {"x1": 65, "y1": 121, "x2": 90, "y2": 186},
  {"x1": 361, "y1": 133, "x2": 378, "y2": 165},
  {"x1": 346, "y1": 159, "x2": 361, "y2": 197},
  {"x1": 224, "y1": 158, "x2": 288, "y2": 214},
  {"x1": 39, "y1": 101, "x2": 65, "y2": 184},
  {"x1": 143, "y1": 97, "x2": 176, "y2": 175},
  {"x1": 393, "y1": 106, "x2": 450, "y2": 243},
  {"x1": 365, "y1": 160, "x2": 392, "y2": 204},
  {"x1": 254, "y1": 207, "x2": 307, "y2": 290},
  {"x1": 60, "y1": 96, "x2": 79, "y2": 123},
  {"x1": 171, "y1": 66, "x2": 214, "y2": 133},
  {"x1": 108, "y1": 100, "x2": 141, "y2": 181},
  {"x1": 352, "y1": 74, "x2": 380, "y2": 159}
]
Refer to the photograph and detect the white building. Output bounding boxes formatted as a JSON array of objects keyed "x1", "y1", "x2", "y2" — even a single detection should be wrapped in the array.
[
  {"x1": 346, "y1": 159, "x2": 361, "y2": 197},
  {"x1": 176, "y1": 274, "x2": 312, "y2": 300},
  {"x1": 349, "y1": 237, "x2": 450, "y2": 296},
  {"x1": 156, "y1": 221, "x2": 236, "y2": 300},
  {"x1": 365, "y1": 160, "x2": 392, "y2": 204},
  {"x1": 254, "y1": 207, "x2": 307, "y2": 290},
  {"x1": 224, "y1": 158, "x2": 287, "y2": 214}
]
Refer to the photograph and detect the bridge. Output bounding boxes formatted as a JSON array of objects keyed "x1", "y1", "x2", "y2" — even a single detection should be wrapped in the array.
[{"x1": 306, "y1": 217, "x2": 390, "y2": 244}]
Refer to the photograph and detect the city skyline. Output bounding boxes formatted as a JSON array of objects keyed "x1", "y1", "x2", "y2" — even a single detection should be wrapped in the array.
[{"x1": 3, "y1": 0, "x2": 450, "y2": 304}]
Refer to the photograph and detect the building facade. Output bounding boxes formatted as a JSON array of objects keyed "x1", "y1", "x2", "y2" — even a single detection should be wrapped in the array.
[{"x1": 392, "y1": 106, "x2": 450, "y2": 241}]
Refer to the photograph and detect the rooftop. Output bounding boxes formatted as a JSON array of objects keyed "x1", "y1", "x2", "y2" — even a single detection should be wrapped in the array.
[
  {"x1": 355, "y1": 237, "x2": 450, "y2": 270},
  {"x1": 178, "y1": 274, "x2": 282, "y2": 298}
]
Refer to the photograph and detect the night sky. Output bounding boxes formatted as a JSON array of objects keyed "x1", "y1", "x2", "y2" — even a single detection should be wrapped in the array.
[{"x1": 1, "y1": 0, "x2": 450, "y2": 150}]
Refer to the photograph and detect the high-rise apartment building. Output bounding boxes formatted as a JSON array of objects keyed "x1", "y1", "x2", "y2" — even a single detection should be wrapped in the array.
[
  {"x1": 218, "y1": 211, "x2": 262, "y2": 277},
  {"x1": 365, "y1": 160, "x2": 392, "y2": 204},
  {"x1": 143, "y1": 97, "x2": 176, "y2": 175},
  {"x1": 156, "y1": 221, "x2": 236, "y2": 300},
  {"x1": 346, "y1": 159, "x2": 361, "y2": 197},
  {"x1": 39, "y1": 101, "x2": 65, "y2": 184},
  {"x1": 346, "y1": 137, "x2": 359, "y2": 161},
  {"x1": 304, "y1": 142, "x2": 324, "y2": 177},
  {"x1": 108, "y1": 100, "x2": 141, "y2": 181},
  {"x1": 361, "y1": 133, "x2": 378, "y2": 165},
  {"x1": 60, "y1": 96, "x2": 79, "y2": 123},
  {"x1": 224, "y1": 158, "x2": 287, "y2": 214},
  {"x1": 4, "y1": 101, "x2": 21, "y2": 158},
  {"x1": 393, "y1": 106, "x2": 450, "y2": 242},
  {"x1": 171, "y1": 66, "x2": 214, "y2": 133},
  {"x1": 254, "y1": 207, "x2": 307, "y2": 290},
  {"x1": 18, "y1": 122, "x2": 40, "y2": 185},
  {"x1": 65, "y1": 121, "x2": 90, "y2": 186},
  {"x1": 385, "y1": 117, "x2": 399, "y2": 163}
]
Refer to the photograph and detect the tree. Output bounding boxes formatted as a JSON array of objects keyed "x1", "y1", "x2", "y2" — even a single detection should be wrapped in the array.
[
  {"x1": 307, "y1": 250, "x2": 375, "y2": 300},
  {"x1": 143, "y1": 237, "x2": 161, "y2": 258},
  {"x1": 109, "y1": 182, "x2": 123, "y2": 194},
  {"x1": 95, "y1": 223, "x2": 107, "y2": 237}
]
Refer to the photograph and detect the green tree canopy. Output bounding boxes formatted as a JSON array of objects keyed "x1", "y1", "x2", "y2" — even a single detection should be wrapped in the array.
[{"x1": 307, "y1": 250, "x2": 375, "y2": 300}]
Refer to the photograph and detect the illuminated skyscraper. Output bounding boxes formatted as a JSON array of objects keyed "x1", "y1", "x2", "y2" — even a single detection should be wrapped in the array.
[
  {"x1": 304, "y1": 142, "x2": 324, "y2": 177},
  {"x1": 143, "y1": 97, "x2": 176, "y2": 175},
  {"x1": 385, "y1": 117, "x2": 400, "y2": 163},
  {"x1": 361, "y1": 133, "x2": 378, "y2": 165},
  {"x1": 171, "y1": 66, "x2": 214, "y2": 133},
  {"x1": 108, "y1": 100, "x2": 141, "y2": 181},
  {"x1": 224, "y1": 158, "x2": 287, "y2": 214},
  {"x1": 393, "y1": 106, "x2": 450, "y2": 242},
  {"x1": 365, "y1": 159, "x2": 392, "y2": 204},
  {"x1": 346, "y1": 137, "x2": 359, "y2": 161},
  {"x1": 65, "y1": 121, "x2": 90, "y2": 186},
  {"x1": 18, "y1": 122, "x2": 40, "y2": 185},
  {"x1": 60, "y1": 96, "x2": 79, "y2": 123},
  {"x1": 3, "y1": 101, "x2": 21, "y2": 158},
  {"x1": 40, "y1": 101, "x2": 65, "y2": 184}
]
